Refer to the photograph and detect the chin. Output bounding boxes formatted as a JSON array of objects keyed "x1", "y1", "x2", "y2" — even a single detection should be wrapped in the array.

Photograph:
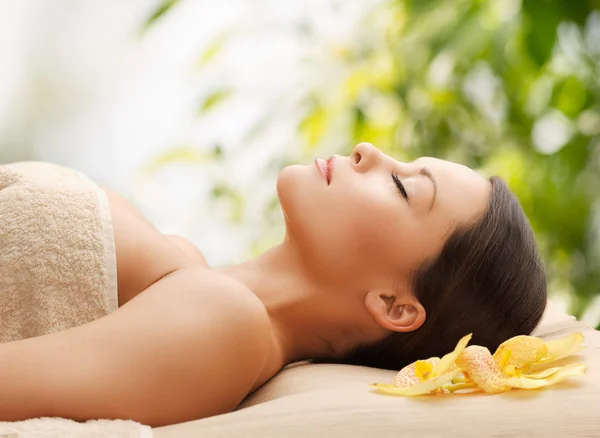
[
  {"x1": 277, "y1": 164, "x2": 322, "y2": 238},
  {"x1": 277, "y1": 164, "x2": 345, "y2": 252},
  {"x1": 276, "y1": 164, "x2": 304, "y2": 195},
  {"x1": 277, "y1": 165, "x2": 303, "y2": 226},
  {"x1": 277, "y1": 162, "x2": 313, "y2": 205}
]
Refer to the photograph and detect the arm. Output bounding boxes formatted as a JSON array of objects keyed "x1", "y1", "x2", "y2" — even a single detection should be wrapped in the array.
[{"x1": 0, "y1": 269, "x2": 272, "y2": 427}]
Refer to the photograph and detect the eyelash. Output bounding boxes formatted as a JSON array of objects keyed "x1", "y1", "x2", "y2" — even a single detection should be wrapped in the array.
[{"x1": 391, "y1": 172, "x2": 409, "y2": 200}]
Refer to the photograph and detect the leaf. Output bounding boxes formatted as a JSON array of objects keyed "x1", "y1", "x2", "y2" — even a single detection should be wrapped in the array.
[
  {"x1": 198, "y1": 89, "x2": 232, "y2": 115},
  {"x1": 196, "y1": 31, "x2": 233, "y2": 67},
  {"x1": 522, "y1": 0, "x2": 562, "y2": 66},
  {"x1": 141, "y1": 0, "x2": 179, "y2": 32},
  {"x1": 299, "y1": 104, "x2": 328, "y2": 148},
  {"x1": 211, "y1": 183, "x2": 245, "y2": 223},
  {"x1": 142, "y1": 146, "x2": 219, "y2": 175},
  {"x1": 555, "y1": 77, "x2": 587, "y2": 118}
]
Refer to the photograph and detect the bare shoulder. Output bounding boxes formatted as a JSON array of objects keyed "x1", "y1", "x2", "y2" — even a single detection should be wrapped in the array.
[
  {"x1": 119, "y1": 268, "x2": 274, "y2": 423},
  {"x1": 163, "y1": 268, "x2": 270, "y2": 328},
  {"x1": 138, "y1": 268, "x2": 274, "y2": 401},
  {"x1": 164, "y1": 234, "x2": 209, "y2": 267},
  {"x1": 163, "y1": 269, "x2": 272, "y2": 352},
  {"x1": 0, "y1": 268, "x2": 273, "y2": 426}
]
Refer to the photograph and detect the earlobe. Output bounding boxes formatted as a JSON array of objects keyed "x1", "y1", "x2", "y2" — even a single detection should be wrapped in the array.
[{"x1": 365, "y1": 290, "x2": 426, "y2": 333}]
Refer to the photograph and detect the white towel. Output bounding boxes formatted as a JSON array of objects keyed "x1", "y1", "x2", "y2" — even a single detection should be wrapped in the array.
[
  {"x1": 0, "y1": 417, "x2": 152, "y2": 438},
  {"x1": 0, "y1": 162, "x2": 149, "y2": 434},
  {"x1": 0, "y1": 161, "x2": 118, "y2": 342}
]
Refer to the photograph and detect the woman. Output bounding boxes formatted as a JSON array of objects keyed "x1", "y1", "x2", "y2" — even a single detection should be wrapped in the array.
[{"x1": 0, "y1": 142, "x2": 546, "y2": 427}]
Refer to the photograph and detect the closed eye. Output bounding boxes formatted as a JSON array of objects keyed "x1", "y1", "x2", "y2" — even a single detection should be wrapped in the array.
[{"x1": 391, "y1": 172, "x2": 409, "y2": 201}]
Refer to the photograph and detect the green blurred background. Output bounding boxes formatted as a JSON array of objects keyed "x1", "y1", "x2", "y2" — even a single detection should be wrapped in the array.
[
  {"x1": 150, "y1": 0, "x2": 600, "y2": 325},
  {"x1": 1, "y1": 0, "x2": 599, "y2": 326}
]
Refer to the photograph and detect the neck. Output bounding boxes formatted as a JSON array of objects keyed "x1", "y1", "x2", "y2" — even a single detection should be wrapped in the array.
[{"x1": 216, "y1": 241, "x2": 345, "y2": 368}]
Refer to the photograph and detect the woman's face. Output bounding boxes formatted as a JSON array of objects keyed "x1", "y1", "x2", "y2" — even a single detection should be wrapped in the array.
[{"x1": 277, "y1": 143, "x2": 491, "y2": 294}]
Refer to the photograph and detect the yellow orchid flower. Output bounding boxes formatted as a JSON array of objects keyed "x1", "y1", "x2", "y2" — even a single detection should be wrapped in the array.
[
  {"x1": 455, "y1": 345, "x2": 510, "y2": 393},
  {"x1": 492, "y1": 332, "x2": 584, "y2": 376},
  {"x1": 372, "y1": 332, "x2": 586, "y2": 396},
  {"x1": 372, "y1": 334, "x2": 471, "y2": 396}
]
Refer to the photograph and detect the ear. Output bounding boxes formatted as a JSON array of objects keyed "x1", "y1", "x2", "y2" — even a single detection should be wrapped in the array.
[{"x1": 364, "y1": 289, "x2": 426, "y2": 333}]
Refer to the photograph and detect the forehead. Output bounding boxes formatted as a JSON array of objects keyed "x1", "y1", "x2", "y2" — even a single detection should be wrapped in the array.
[
  {"x1": 412, "y1": 157, "x2": 487, "y2": 185},
  {"x1": 413, "y1": 156, "x2": 491, "y2": 224}
]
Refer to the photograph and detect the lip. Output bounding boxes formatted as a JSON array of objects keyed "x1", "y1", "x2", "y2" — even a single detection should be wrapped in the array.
[{"x1": 315, "y1": 156, "x2": 335, "y2": 185}]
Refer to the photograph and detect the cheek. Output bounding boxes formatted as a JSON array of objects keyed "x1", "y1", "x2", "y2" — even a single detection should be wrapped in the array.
[
  {"x1": 327, "y1": 193, "x2": 431, "y2": 274},
  {"x1": 306, "y1": 192, "x2": 406, "y2": 274}
]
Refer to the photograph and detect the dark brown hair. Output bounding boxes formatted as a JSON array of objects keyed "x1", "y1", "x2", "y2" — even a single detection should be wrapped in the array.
[{"x1": 340, "y1": 176, "x2": 548, "y2": 370}]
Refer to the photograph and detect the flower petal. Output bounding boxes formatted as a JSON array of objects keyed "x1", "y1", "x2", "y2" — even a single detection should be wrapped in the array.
[
  {"x1": 504, "y1": 363, "x2": 586, "y2": 389},
  {"x1": 522, "y1": 366, "x2": 566, "y2": 379},
  {"x1": 456, "y1": 345, "x2": 510, "y2": 394},
  {"x1": 493, "y1": 335, "x2": 547, "y2": 370},
  {"x1": 415, "y1": 360, "x2": 435, "y2": 381},
  {"x1": 374, "y1": 368, "x2": 462, "y2": 396},
  {"x1": 445, "y1": 382, "x2": 479, "y2": 393},
  {"x1": 433, "y1": 333, "x2": 472, "y2": 376},
  {"x1": 540, "y1": 332, "x2": 585, "y2": 363},
  {"x1": 393, "y1": 357, "x2": 440, "y2": 388}
]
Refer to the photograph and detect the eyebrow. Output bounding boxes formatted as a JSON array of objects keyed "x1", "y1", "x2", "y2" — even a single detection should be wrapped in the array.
[{"x1": 419, "y1": 167, "x2": 437, "y2": 211}]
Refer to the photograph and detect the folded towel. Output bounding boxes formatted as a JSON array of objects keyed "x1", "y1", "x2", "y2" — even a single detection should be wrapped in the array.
[
  {"x1": 0, "y1": 161, "x2": 118, "y2": 342},
  {"x1": 0, "y1": 162, "x2": 139, "y2": 432},
  {"x1": 0, "y1": 417, "x2": 152, "y2": 438}
]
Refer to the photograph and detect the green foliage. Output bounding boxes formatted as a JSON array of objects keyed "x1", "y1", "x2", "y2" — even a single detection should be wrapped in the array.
[
  {"x1": 140, "y1": 0, "x2": 179, "y2": 32},
  {"x1": 196, "y1": 31, "x2": 234, "y2": 67},
  {"x1": 198, "y1": 89, "x2": 232, "y2": 115},
  {"x1": 142, "y1": 145, "x2": 222, "y2": 175},
  {"x1": 211, "y1": 183, "x2": 245, "y2": 223}
]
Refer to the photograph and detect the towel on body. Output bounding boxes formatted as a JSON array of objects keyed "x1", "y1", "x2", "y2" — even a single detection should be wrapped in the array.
[
  {"x1": 0, "y1": 162, "x2": 150, "y2": 436},
  {"x1": 0, "y1": 161, "x2": 118, "y2": 342}
]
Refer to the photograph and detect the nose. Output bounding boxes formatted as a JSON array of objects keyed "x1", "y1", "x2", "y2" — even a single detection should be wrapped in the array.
[{"x1": 351, "y1": 142, "x2": 382, "y2": 172}]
